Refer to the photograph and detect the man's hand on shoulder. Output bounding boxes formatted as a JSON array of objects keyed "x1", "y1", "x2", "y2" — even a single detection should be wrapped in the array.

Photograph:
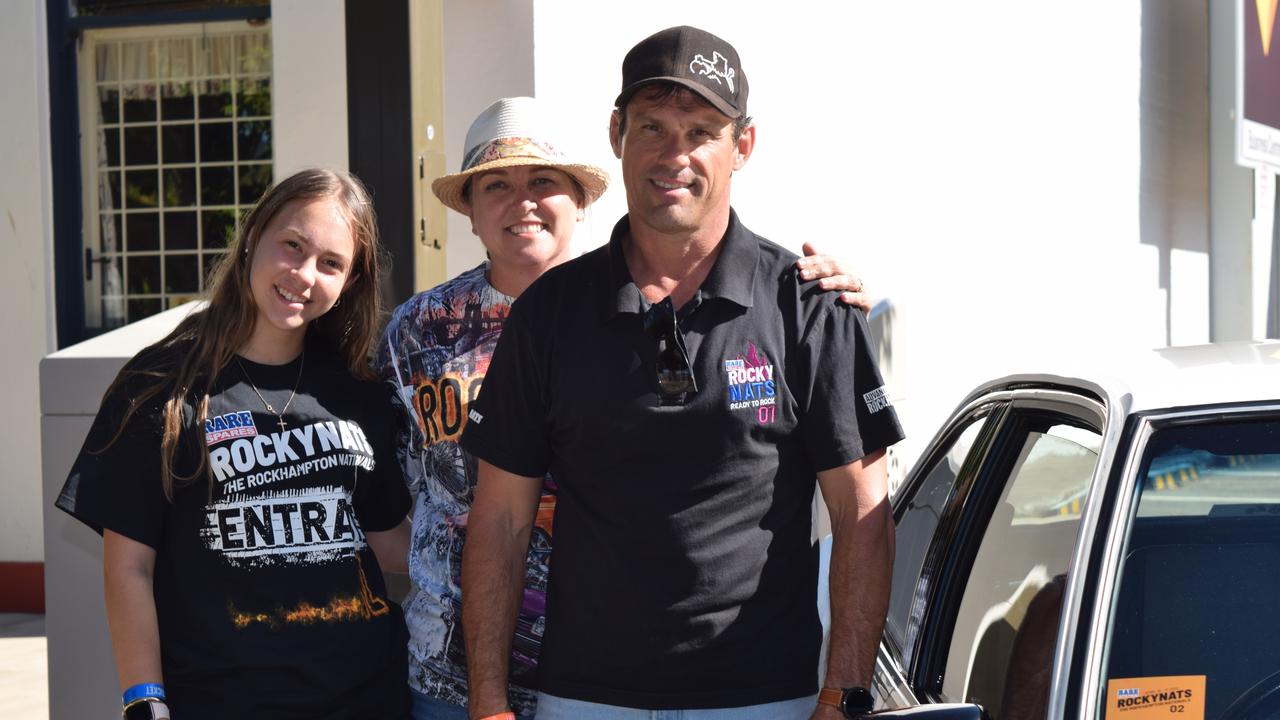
[{"x1": 796, "y1": 242, "x2": 871, "y2": 312}]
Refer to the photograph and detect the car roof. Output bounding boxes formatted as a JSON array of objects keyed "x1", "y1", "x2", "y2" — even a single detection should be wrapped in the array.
[{"x1": 960, "y1": 341, "x2": 1280, "y2": 416}]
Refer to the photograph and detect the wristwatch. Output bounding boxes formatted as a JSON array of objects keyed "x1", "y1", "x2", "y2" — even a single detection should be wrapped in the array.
[
  {"x1": 818, "y1": 686, "x2": 874, "y2": 718},
  {"x1": 122, "y1": 698, "x2": 170, "y2": 720}
]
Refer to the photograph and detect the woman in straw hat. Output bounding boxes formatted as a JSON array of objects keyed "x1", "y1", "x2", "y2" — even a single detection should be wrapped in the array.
[{"x1": 374, "y1": 97, "x2": 871, "y2": 720}]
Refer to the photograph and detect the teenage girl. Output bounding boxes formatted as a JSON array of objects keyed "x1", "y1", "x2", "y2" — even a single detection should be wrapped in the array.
[{"x1": 58, "y1": 168, "x2": 412, "y2": 720}]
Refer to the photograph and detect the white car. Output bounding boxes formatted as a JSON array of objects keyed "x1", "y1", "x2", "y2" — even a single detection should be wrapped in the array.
[{"x1": 864, "y1": 341, "x2": 1280, "y2": 720}]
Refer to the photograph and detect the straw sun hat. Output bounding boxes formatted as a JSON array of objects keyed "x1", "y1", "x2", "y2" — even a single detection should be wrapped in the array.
[{"x1": 431, "y1": 97, "x2": 610, "y2": 215}]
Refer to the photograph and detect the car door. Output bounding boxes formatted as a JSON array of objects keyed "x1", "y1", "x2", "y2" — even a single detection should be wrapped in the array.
[
  {"x1": 877, "y1": 386, "x2": 1105, "y2": 720},
  {"x1": 1072, "y1": 404, "x2": 1280, "y2": 720}
]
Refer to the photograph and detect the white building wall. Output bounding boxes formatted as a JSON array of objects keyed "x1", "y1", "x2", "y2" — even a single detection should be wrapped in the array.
[
  {"x1": 272, "y1": 0, "x2": 349, "y2": 175},
  {"x1": 1, "y1": 0, "x2": 55, "y2": 562},
  {"x1": 530, "y1": 1, "x2": 1153, "y2": 454},
  {"x1": 441, "y1": 0, "x2": 536, "y2": 278}
]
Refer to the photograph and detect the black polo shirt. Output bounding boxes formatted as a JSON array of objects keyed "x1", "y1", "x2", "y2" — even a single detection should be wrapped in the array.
[{"x1": 461, "y1": 210, "x2": 904, "y2": 710}]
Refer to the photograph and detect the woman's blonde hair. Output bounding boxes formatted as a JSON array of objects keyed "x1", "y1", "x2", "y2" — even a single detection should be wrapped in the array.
[{"x1": 102, "y1": 168, "x2": 387, "y2": 499}]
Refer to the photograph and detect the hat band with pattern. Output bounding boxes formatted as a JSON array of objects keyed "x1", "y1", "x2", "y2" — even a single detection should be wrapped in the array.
[{"x1": 462, "y1": 136, "x2": 563, "y2": 172}]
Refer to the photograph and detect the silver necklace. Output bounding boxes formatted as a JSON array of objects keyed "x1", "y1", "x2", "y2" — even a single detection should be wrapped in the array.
[{"x1": 235, "y1": 349, "x2": 305, "y2": 432}]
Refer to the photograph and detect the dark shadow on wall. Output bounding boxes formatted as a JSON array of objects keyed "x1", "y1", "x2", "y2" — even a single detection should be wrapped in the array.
[{"x1": 1139, "y1": 0, "x2": 1210, "y2": 345}]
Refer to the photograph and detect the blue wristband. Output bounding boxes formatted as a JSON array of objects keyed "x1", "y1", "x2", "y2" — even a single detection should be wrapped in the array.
[{"x1": 122, "y1": 683, "x2": 165, "y2": 705}]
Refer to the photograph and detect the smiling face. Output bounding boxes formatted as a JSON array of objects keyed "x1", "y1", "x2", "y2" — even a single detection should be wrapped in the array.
[
  {"x1": 610, "y1": 86, "x2": 754, "y2": 240},
  {"x1": 246, "y1": 196, "x2": 356, "y2": 354},
  {"x1": 467, "y1": 165, "x2": 583, "y2": 277}
]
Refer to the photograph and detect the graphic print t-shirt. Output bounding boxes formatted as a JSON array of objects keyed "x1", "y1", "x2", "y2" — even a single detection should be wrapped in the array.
[
  {"x1": 375, "y1": 263, "x2": 554, "y2": 715},
  {"x1": 57, "y1": 341, "x2": 411, "y2": 720}
]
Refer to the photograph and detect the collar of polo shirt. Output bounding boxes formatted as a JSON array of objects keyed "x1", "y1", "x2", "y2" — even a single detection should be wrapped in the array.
[{"x1": 602, "y1": 208, "x2": 759, "y2": 322}]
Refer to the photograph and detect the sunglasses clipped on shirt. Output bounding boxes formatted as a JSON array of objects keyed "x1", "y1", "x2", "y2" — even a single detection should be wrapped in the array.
[{"x1": 643, "y1": 296, "x2": 698, "y2": 406}]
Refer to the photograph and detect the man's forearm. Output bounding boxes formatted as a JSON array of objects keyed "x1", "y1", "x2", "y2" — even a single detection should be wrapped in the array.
[
  {"x1": 819, "y1": 451, "x2": 894, "y2": 690},
  {"x1": 824, "y1": 499, "x2": 893, "y2": 688}
]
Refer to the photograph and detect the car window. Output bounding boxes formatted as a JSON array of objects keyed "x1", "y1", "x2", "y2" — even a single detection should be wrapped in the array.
[
  {"x1": 940, "y1": 420, "x2": 1100, "y2": 720},
  {"x1": 886, "y1": 413, "x2": 988, "y2": 663},
  {"x1": 1101, "y1": 418, "x2": 1280, "y2": 720}
]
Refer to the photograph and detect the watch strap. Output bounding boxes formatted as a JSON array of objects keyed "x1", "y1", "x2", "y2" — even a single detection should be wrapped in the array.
[{"x1": 818, "y1": 686, "x2": 844, "y2": 709}]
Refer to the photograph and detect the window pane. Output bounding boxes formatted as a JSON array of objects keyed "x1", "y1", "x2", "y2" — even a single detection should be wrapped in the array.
[
  {"x1": 126, "y1": 255, "x2": 160, "y2": 295},
  {"x1": 127, "y1": 213, "x2": 159, "y2": 252},
  {"x1": 164, "y1": 253, "x2": 199, "y2": 294},
  {"x1": 202, "y1": 251, "x2": 227, "y2": 285},
  {"x1": 201, "y1": 166, "x2": 235, "y2": 205},
  {"x1": 99, "y1": 213, "x2": 123, "y2": 254},
  {"x1": 125, "y1": 169, "x2": 159, "y2": 208},
  {"x1": 100, "y1": 171, "x2": 122, "y2": 211},
  {"x1": 123, "y1": 126, "x2": 158, "y2": 166},
  {"x1": 198, "y1": 79, "x2": 233, "y2": 119},
  {"x1": 101, "y1": 127, "x2": 121, "y2": 168},
  {"x1": 163, "y1": 211, "x2": 197, "y2": 250},
  {"x1": 236, "y1": 77, "x2": 271, "y2": 118},
  {"x1": 239, "y1": 164, "x2": 271, "y2": 204},
  {"x1": 887, "y1": 415, "x2": 988, "y2": 655},
  {"x1": 202, "y1": 209, "x2": 237, "y2": 248},
  {"x1": 941, "y1": 422, "x2": 1099, "y2": 719},
  {"x1": 127, "y1": 298, "x2": 162, "y2": 321},
  {"x1": 237, "y1": 35, "x2": 271, "y2": 75},
  {"x1": 163, "y1": 168, "x2": 196, "y2": 207},
  {"x1": 200, "y1": 122, "x2": 233, "y2": 163},
  {"x1": 122, "y1": 86, "x2": 156, "y2": 123},
  {"x1": 1102, "y1": 419, "x2": 1280, "y2": 720},
  {"x1": 237, "y1": 120, "x2": 272, "y2": 161},
  {"x1": 162, "y1": 124, "x2": 195, "y2": 165},
  {"x1": 98, "y1": 86, "x2": 120, "y2": 124},
  {"x1": 161, "y1": 82, "x2": 194, "y2": 121},
  {"x1": 96, "y1": 43, "x2": 119, "y2": 83}
]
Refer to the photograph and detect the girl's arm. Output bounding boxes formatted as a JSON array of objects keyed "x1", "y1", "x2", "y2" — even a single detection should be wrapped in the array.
[
  {"x1": 366, "y1": 516, "x2": 412, "y2": 574},
  {"x1": 103, "y1": 530, "x2": 163, "y2": 691}
]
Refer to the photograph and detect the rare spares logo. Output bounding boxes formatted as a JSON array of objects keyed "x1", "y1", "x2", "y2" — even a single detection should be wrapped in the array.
[{"x1": 205, "y1": 410, "x2": 258, "y2": 446}]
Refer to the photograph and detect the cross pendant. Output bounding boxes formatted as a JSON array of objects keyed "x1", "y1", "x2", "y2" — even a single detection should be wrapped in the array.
[{"x1": 276, "y1": 416, "x2": 288, "y2": 432}]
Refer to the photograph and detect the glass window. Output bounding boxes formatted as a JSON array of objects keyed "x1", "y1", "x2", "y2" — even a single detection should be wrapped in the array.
[
  {"x1": 940, "y1": 420, "x2": 1100, "y2": 720},
  {"x1": 1101, "y1": 418, "x2": 1280, "y2": 720},
  {"x1": 81, "y1": 23, "x2": 272, "y2": 331},
  {"x1": 886, "y1": 412, "x2": 989, "y2": 661}
]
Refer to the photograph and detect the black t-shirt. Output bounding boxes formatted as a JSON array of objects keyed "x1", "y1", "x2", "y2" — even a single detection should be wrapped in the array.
[
  {"x1": 57, "y1": 337, "x2": 411, "y2": 720},
  {"x1": 461, "y1": 210, "x2": 905, "y2": 710}
]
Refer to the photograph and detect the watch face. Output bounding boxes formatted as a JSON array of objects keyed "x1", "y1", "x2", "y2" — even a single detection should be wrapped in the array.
[{"x1": 840, "y1": 686, "x2": 874, "y2": 716}]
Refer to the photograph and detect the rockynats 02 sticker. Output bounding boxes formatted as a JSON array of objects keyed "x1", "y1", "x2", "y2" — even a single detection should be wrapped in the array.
[{"x1": 1105, "y1": 675, "x2": 1205, "y2": 719}]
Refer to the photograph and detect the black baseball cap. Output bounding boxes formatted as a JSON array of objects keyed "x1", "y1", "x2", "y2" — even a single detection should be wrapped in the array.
[{"x1": 614, "y1": 25, "x2": 748, "y2": 118}]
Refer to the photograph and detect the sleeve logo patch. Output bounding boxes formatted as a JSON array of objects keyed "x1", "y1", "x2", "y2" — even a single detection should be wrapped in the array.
[{"x1": 863, "y1": 386, "x2": 892, "y2": 414}]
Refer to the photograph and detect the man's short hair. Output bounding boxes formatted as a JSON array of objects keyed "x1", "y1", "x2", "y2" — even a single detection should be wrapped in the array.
[{"x1": 616, "y1": 83, "x2": 752, "y2": 142}]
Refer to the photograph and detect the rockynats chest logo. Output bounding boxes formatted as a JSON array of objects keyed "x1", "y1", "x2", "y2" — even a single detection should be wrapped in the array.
[{"x1": 724, "y1": 343, "x2": 776, "y2": 423}]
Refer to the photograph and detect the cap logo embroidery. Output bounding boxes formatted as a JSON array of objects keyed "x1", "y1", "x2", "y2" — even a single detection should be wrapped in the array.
[{"x1": 689, "y1": 51, "x2": 736, "y2": 94}]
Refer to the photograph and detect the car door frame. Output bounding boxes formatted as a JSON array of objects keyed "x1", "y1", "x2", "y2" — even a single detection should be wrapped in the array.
[{"x1": 879, "y1": 376, "x2": 1128, "y2": 718}]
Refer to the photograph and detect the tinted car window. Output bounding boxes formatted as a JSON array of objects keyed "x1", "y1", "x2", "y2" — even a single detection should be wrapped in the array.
[
  {"x1": 941, "y1": 422, "x2": 1099, "y2": 719},
  {"x1": 1102, "y1": 418, "x2": 1280, "y2": 720},
  {"x1": 886, "y1": 415, "x2": 987, "y2": 660}
]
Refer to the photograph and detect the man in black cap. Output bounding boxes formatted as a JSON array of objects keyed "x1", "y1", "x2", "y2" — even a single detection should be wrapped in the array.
[{"x1": 460, "y1": 26, "x2": 904, "y2": 720}]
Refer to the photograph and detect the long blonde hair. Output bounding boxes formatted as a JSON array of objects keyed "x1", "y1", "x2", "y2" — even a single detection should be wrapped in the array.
[{"x1": 101, "y1": 168, "x2": 387, "y2": 499}]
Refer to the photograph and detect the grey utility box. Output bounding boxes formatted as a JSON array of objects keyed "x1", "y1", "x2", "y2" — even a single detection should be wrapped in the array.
[{"x1": 41, "y1": 303, "x2": 194, "y2": 720}]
